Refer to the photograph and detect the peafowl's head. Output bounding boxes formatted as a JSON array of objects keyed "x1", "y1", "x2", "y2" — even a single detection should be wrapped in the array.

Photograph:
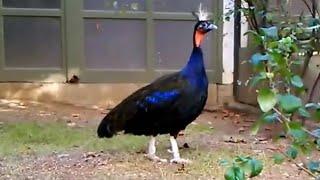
[
  {"x1": 192, "y1": 3, "x2": 217, "y2": 33},
  {"x1": 194, "y1": 21, "x2": 217, "y2": 34},
  {"x1": 192, "y1": 3, "x2": 217, "y2": 47}
]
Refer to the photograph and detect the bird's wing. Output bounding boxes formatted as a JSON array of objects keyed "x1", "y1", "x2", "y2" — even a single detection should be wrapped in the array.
[
  {"x1": 105, "y1": 72, "x2": 189, "y2": 132},
  {"x1": 110, "y1": 72, "x2": 188, "y2": 115},
  {"x1": 134, "y1": 72, "x2": 189, "y2": 111}
]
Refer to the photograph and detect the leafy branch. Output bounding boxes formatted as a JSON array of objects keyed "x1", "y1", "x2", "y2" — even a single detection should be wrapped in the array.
[{"x1": 223, "y1": 0, "x2": 320, "y2": 179}]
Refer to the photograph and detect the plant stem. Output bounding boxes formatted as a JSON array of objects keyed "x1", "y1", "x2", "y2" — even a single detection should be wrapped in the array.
[
  {"x1": 308, "y1": 72, "x2": 320, "y2": 103},
  {"x1": 278, "y1": 150, "x2": 318, "y2": 178},
  {"x1": 301, "y1": 0, "x2": 314, "y2": 17},
  {"x1": 301, "y1": 52, "x2": 312, "y2": 77},
  {"x1": 272, "y1": 108, "x2": 290, "y2": 122},
  {"x1": 272, "y1": 108, "x2": 320, "y2": 139},
  {"x1": 302, "y1": 127, "x2": 320, "y2": 139}
]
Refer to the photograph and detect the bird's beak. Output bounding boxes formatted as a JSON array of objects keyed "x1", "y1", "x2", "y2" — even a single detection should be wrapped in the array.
[{"x1": 208, "y1": 23, "x2": 218, "y2": 30}]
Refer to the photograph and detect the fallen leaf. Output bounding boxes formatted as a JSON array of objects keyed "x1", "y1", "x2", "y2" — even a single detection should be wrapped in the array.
[
  {"x1": 83, "y1": 152, "x2": 100, "y2": 158},
  {"x1": 264, "y1": 127, "x2": 272, "y2": 131},
  {"x1": 72, "y1": 114, "x2": 80, "y2": 118},
  {"x1": 223, "y1": 136, "x2": 247, "y2": 144},
  {"x1": 223, "y1": 110, "x2": 230, "y2": 117}
]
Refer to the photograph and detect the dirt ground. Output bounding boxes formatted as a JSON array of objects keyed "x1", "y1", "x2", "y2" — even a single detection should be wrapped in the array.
[{"x1": 0, "y1": 99, "x2": 318, "y2": 180}]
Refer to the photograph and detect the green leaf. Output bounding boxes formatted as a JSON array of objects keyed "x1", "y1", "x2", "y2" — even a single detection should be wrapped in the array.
[
  {"x1": 278, "y1": 94, "x2": 302, "y2": 113},
  {"x1": 269, "y1": 50, "x2": 285, "y2": 67},
  {"x1": 262, "y1": 113, "x2": 279, "y2": 123},
  {"x1": 265, "y1": 13, "x2": 274, "y2": 22},
  {"x1": 295, "y1": 86, "x2": 306, "y2": 96},
  {"x1": 315, "y1": 110, "x2": 320, "y2": 121},
  {"x1": 305, "y1": 103, "x2": 320, "y2": 109},
  {"x1": 252, "y1": 112, "x2": 279, "y2": 135},
  {"x1": 298, "y1": 107, "x2": 311, "y2": 118},
  {"x1": 251, "y1": 53, "x2": 269, "y2": 65},
  {"x1": 273, "y1": 153, "x2": 285, "y2": 164},
  {"x1": 308, "y1": 18, "x2": 320, "y2": 27},
  {"x1": 288, "y1": 122, "x2": 308, "y2": 141},
  {"x1": 251, "y1": 120, "x2": 262, "y2": 136},
  {"x1": 261, "y1": 26, "x2": 279, "y2": 39},
  {"x1": 257, "y1": 88, "x2": 277, "y2": 112},
  {"x1": 290, "y1": 75, "x2": 304, "y2": 88},
  {"x1": 286, "y1": 146, "x2": 298, "y2": 159},
  {"x1": 307, "y1": 161, "x2": 320, "y2": 173},
  {"x1": 234, "y1": 156, "x2": 250, "y2": 164},
  {"x1": 294, "y1": 141, "x2": 314, "y2": 154},
  {"x1": 250, "y1": 73, "x2": 267, "y2": 87},
  {"x1": 316, "y1": 139, "x2": 320, "y2": 149},
  {"x1": 244, "y1": 30, "x2": 263, "y2": 46},
  {"x1": 253, "y1": 62, "x2": 266, "y2": 72},
  {"x1": 224, "y1": 166, "x2": 245, "y2": 180},
  {"x1": 311, "y1": 129, "x2": 320, "y2": 138},
  {"x1": 249, "y1": 159, "x2": 263, "y2": 177},
  {"x1": 219, "y1": 159, "x2": 229, "y2": 167}
]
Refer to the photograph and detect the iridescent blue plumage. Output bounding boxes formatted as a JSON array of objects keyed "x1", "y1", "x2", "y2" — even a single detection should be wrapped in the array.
[
  {"x1": 98, "y1": 20, "x2": 213, "y2": 139},
  {"x1": 181, "y1": 47, "x2": 207, "y2": 89},
  {"x1": 145, "y1": 90, "x2": 180, "y2": 104},
  {"x1": 136, "y1": 90, "x2": 180, "y2": 110},
  {"x1": 97, "y1": 11, "x2": 216, "y2": 164}
]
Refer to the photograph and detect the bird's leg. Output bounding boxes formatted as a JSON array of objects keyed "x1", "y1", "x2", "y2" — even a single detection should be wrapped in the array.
[
  {"x1": 167, "y1": 130, "x2": 188, "y2": 154},
  {"x1": 145, "y1": 136, "x2": 167, "y2": 163},
  {"x1": 169, "y1": 136, "x2": 192, "y2": 164}
]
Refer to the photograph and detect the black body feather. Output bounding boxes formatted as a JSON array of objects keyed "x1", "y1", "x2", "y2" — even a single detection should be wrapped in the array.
[{"x1": 97, "y1": 46, "x2": 208, "y2": 138}]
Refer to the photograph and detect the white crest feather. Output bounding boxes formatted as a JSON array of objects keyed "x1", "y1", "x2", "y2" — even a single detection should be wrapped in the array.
[{"x1": 197, "y1": 3, "x2": 209, "y2": 21}]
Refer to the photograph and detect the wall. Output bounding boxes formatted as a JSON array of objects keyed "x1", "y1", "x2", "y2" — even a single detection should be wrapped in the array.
[
  {"x1": 222, "y1": 0, "x2": 235, "y2": 84},
  {"x1": 0, "y1": 83, "x2": 233, "y2": 109},
  {"x1": 0, "y1": 0, "x2": 235, "y2": 108}
]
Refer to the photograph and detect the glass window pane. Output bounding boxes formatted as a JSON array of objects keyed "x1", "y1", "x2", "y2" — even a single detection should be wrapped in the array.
[
  {"x1": 84, "y1": 0, "x2": 145, "y2": 11},
  {"x1": 84, "y1": 19, "x2": 146, "y2": 70},
  {"x1": 4, "y1": 16, "x2": 62, "y2": 68},
  {"x1": 3, "y1": 0, "x2": 60, "y2": 9},
  {"x1": 154, "y1": 0, "x2": 212, "y2": 12},
  {"x1": 155, "y1": 21, "x2": 213, "y2": 70}
]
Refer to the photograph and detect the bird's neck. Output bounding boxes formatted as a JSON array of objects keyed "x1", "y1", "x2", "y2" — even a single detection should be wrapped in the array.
[
  {"x1": 181, "y1": 28, "x2": 207, "y2": 78},
  {"x1": 184, "y1": 28, "x2": 206, "y2": 74},
  {"x1": 193, "y1": 30, "x2": 205, "y2": 48},
  {"x1": 182, "y1": 47, "x2": 205, "y2": 76}
]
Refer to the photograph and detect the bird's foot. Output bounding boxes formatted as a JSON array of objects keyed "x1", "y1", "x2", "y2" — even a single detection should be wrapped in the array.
[
  {"x1": 145, "y1": 154, "x2": 168, "y2": 163},
  {"x1": 170, "y1": 158, "x2": 192, "y2": 164}
]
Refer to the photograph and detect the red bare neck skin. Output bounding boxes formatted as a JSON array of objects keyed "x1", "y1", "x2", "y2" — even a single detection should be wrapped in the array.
[{"x1": 194, "y1": 30, "x2": 205, "y2": 47}]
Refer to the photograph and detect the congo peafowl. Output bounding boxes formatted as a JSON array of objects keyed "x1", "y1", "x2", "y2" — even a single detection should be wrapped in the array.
[{"x1": 97, "y1": 7, "x2": 217, "y2": 164}]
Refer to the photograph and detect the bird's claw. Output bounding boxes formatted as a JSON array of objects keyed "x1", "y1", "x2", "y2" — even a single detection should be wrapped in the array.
[
  {"x1": 145, "y1": 154, "x2": 168, "y2": 163},
  {"x1": 170, "y1": 158, "x2": 192, "y2": 164}
]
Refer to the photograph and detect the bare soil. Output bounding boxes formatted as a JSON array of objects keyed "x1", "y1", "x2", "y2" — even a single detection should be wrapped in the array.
[{"x1": 0, "y1": 99, "x2": 318, "y2": 180}]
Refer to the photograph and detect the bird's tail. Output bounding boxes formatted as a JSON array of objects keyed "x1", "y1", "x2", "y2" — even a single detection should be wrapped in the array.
[{"x1": 97, "y1": 115, "x2": 115, "y2": 138}]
